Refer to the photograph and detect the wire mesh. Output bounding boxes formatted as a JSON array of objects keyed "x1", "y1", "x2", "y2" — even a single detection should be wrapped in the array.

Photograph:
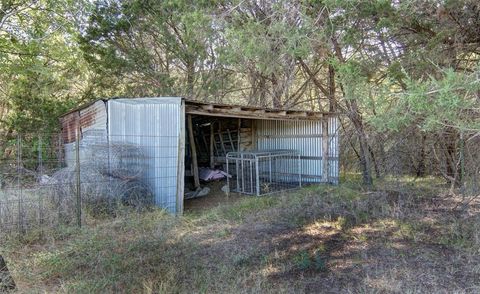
[
  {"x1": 0, "y1": 132, "x2": 177, "y2": 237},
  {"x1": 226, "y1": 150, "x2": 301, "y2": 196}
]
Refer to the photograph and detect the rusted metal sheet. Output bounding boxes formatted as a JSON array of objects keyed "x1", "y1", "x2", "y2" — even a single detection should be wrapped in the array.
[
  {"x1": 60, "y1": 112, "x2": 79, "y2": 144},
  {"x1": 60, "y1": 100, "x2": 107, "y2": 143},
  {"x1": 79, "y1": 100, "x2": 107, "y2": 134}
]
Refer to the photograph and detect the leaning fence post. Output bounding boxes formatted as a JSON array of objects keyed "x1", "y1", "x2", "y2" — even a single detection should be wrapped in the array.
[
  {"x1": 459, "y1": 130, "x2": 465, "y2": 194},
  {"x1": 0, "y1": 255, "x2": 16, "y2": 292},
  {"x1": 75, "y1": 127, "x2": 81, "y2": 228},
  {"x1": 16, "y1": 134, "x2": 24, "y2": 235},
  {"x1": 38, "y1": 134, "x2": 43, "y2": 176},
  {"x1": 38, "y1": 134, "x2": 44, "y2": 225}
]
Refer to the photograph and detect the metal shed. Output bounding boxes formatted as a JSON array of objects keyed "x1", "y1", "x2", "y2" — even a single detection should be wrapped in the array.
[{"x1": 59, "y1": 97, "x2": 339, "y2": 214}]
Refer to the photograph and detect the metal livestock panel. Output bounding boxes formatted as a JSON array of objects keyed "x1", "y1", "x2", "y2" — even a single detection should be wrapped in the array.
[
  {"x1": 255, "y1": 118, "x2": 339, "y2": 184},
  {"x1": 107, "y1": 97, "x2": 184, "y2": 213}
]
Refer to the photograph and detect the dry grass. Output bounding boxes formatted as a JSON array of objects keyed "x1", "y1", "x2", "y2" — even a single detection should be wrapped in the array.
[{"x1": 2, "y1": 177, "x2": 480, "y2": 293}]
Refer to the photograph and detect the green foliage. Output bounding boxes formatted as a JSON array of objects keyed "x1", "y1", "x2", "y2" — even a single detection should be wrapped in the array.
[
  {"x1": 370, "y1": 67, "x2": 480, "y2": 132},
  {"x1": 293, "y1": 249, "x2": 327, "y2": 271},
  {"x1": 80, "y1": 0, "x2": 220, "y2": 98},
  {"x1": 222, "y1": 9, "x2": 315, "y2": 74},
  {"x1": 0, "y1": 0, "x2": 479, "y2": 190},
  {"x1": 0, "y1": 0, "x2": 93, "y2": 136}
]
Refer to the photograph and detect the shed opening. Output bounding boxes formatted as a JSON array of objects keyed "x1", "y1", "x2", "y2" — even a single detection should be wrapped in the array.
[{"x1": 184, "y1": 115, "x2": 253, "y2": 200}]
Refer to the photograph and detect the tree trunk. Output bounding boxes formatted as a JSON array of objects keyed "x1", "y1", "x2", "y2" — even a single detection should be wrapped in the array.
[
  {"x1": 328, "y1": 64, "x2": 336, "y2": 112},
  {"x1": 347, "y1": 100, "x2": 373, "y2": 186},
  {"x1": 358, "y1": 128, "x2": 373, "y2": 186},
  {"x1": 368, "y1": 144, "x2": 381, "y2": 179},
  {"x1": 416, "y1": 133, "x2": 427, "y2": 177},
  {"x1": 0, "y1": 255, "x2": 16, "y2": 292},
  {"x1": 442, "y1": 128, "x2": 462, "y2": 187},
  {"x1": 271, "y1": 73, "x2": 282, "y2": 108},
  {"x1": 186, "y1": 60, "x2": 195, "y2": 97}
]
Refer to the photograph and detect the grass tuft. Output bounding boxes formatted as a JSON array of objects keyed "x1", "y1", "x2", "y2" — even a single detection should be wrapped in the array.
[{"x1": 2, "y1": 177, "x2": 479, "y2": 293}]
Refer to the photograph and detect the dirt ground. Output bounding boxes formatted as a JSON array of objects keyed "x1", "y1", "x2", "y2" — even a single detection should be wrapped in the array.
[{"x1": 184, "y1": 180, "x2": 247, "y2": 212}]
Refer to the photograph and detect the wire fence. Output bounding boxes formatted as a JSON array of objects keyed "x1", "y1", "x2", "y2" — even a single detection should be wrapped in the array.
[
  {"x1": 3, "y1": 126, "x2": 480, "y2": 237},
  {"x1": 340, "y1": 125, "x2": 480, "y2": 198},
  {"x1": 0, "y1": 131, "x2": 177, "y2": 237}
]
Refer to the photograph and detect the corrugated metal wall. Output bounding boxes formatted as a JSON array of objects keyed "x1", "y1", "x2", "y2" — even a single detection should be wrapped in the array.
[
  {"x1": 328, "y1": 116, "x2": 340, "y2": 184},
  {"x1": 256, "y1": 117, "x2": 339, "y2": 184},
  {"x1": 63, "y1": 101, "x2": 108, "y2": 166},
  {"x1": 80, "y1": 101, "x2": 108, "y2": 133},
  {"x1": 60, "y1": 100, "x2": 107, "y2": 144},
  {"x1": 107, "y1": 98, "x2": 184, "y2": 213}
]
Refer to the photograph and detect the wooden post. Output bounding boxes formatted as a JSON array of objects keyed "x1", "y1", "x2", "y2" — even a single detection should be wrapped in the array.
[
  {"x1": 237, "y1": 118, "x2": 241, "y2": 151},
  {"x1": 16, "y1": 134, "x2": 24, "y2": 235},
  {"x1": 459, "y1": 131, "x2": 465, "y2": 191},
  {"x1": 210, "y1": 123, "x2": 214, "y2": 169},
  {"x1": 175, "y1": 101, "x2": 186, "y2": 215},
  {"x1": 187, "y1": 115, "x2": 200, "y2": 189},
  {"x1": 226, "y1": 129, "x2": 235, "y2": 151},
  {"x1": 251, "y1": 120, "x2": 257, "y2": 150},
  {"x1": 322, "y1": 117, "x2": 329, "y2": 183},
  {"x1": 218, "y1": 121, "x2": 226, "y2": 154},
  {"x1": 0, "y1": 255, "x2": 16, "y2": 292}
]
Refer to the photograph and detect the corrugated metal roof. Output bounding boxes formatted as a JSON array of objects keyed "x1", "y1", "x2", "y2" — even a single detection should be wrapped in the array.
[{"x1": 60, "y1": 97, "x2": 337, "y2": 121}]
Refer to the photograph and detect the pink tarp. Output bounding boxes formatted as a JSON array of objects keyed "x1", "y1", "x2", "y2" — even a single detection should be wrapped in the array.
[{"x1": 199, "y1": 167, "x2": 231, "y2": 181}]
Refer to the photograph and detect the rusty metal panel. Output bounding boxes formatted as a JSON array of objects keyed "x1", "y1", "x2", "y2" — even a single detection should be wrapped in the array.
[
  {"x1": 79, "y1": 100, "x2": 107, "y2": 134},
  {"x1": 255, "y1": 117, "x2": 339, "y2": 184},
  {"x1": 107, "y1": 97, "x2": 183, "y2": 213},
  {"x1": 60, "y1": 112, "x2": 79, "y2": 144},
  {"x1": 60, "y1": 100, "x2": 107, "y2": 144}
]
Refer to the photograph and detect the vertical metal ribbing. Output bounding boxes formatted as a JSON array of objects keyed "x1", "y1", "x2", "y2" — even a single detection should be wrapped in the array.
[
  {"x1": 235, "y1": 158, "x2": 239, "y2": 192},
  {"x1": 226, "y1": 156, "x2": 230, "y2": 197},
  {"x1": 241, "y1": 153, "x2": 245, "y2": 193},
  {"x1": 298, "y1": 153, "x2": 302, "y2": 188},
  {"x1": 57, "y1": 134, "x2": 62, "y2": 168},
  {"x1": 248, "y1": 159, "x2": 254, "y2": 194},
  {"x1": 269, "y1": 156, "x2": 272, "y2": 183},
  {"x1": 255, "y1": 156, "x2": 260, "y2": 196},
  {"x1": 38, "y1": 135, "x2": 44, "y2": 225}
]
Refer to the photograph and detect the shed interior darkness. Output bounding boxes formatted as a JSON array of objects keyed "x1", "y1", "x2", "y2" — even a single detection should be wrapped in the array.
[{"x1": 184, "y1": 115, "x2": 254, "y2": 201}]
